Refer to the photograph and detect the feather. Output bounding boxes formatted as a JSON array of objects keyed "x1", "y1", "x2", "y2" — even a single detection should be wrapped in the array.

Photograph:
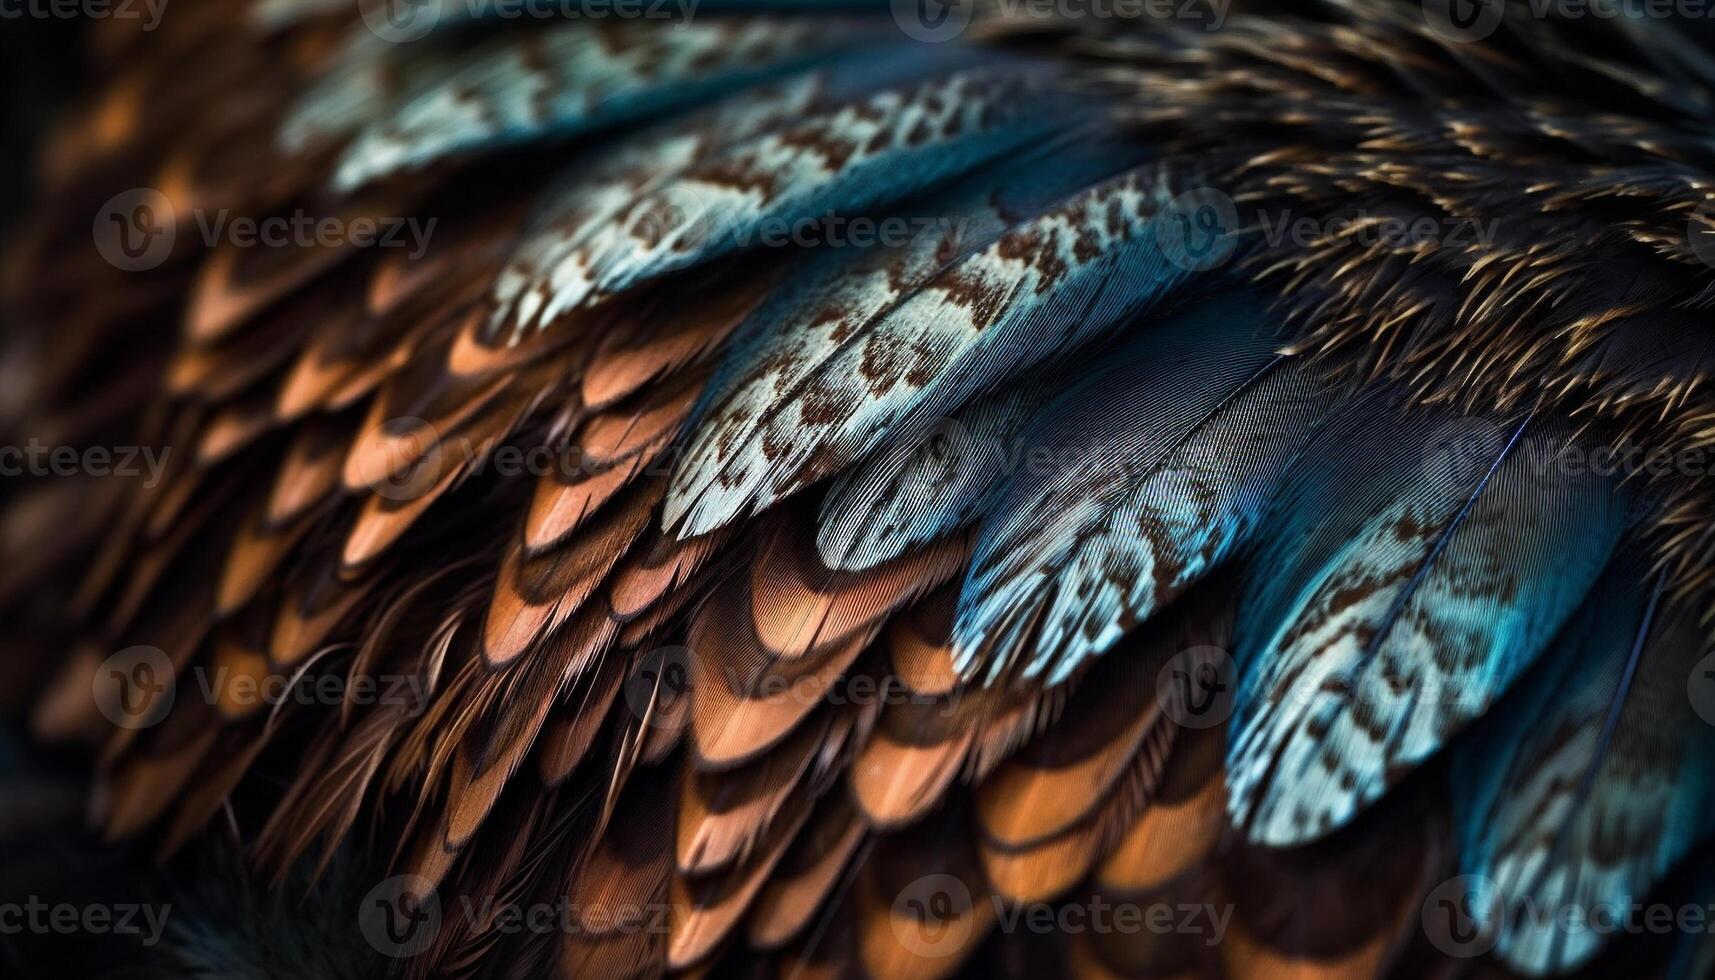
[
  {"x1": 483, "y1": 70, "x2": 830, "y2": 345},
  {"x1": 204, "y1": 634, "x2": 275, "y2": 723},
  {"x1": 952, "y1": 290, "x2": 1334, "y2": 683},
  {"x1": 560, "y1": 767, "x2": 673, "y2": 978},
  {"x1": 522, "y1": 369, "x2": 701, "y2": 555},
  {"x1": 1095, "y1": 724, "x2": 1227, "y2": 895},
  {"x1": 850, "y1": 644, "x2": 963, "y2": 828},
  {"x1": 816, "y1": 377, "x2": 1050, "y2": 573},
  {"x1": 747, "y1": 795, "x2": 866, "y2": 951},
  {"x1": 271, "y1": 555, "x2": 377, "y2": 668},
  {"x1": 1453, "y1": 553, "x2": 1715, "y2": 974},
  {"x1": 667, "y1": 149, "x2": 1172, "y2": 538},
  {"x1": 687, "y1": 517, "x2": 960, "y2": 770},
  {"x1": 562, "y1": 63, "x2": 1075, "y2": 309},
  {"x1": 17, "y1": 6, "x2": 1715, "y2": 978},
  {"x1": 1215, "y1": 784, "x2": 1445, "y2": 979},
  {"x1": 848, "y1": 585, "x2": 1046, "y2": 827},
  {"x1": 184, "y1": 193, "x2": 419, "y2": 346},
  {"x1": 218, "y1": 504, "x2": 315, "y2": 616},
  {"x1": 856, "y1": 805, "x2": 995, "y2": 980},
  {"x1": 669, "y1": 786, "x2": 813, "y2": 969},
  {"x1": 1228, "y1": 405, "x2": 1626, "y2": 847},
  {"x1": 331, "y1": 18, "x2": 880, "y2": 191},
  {"x1": 100, "y1": 700, "x2": 220, "y2": 841},
  {"x1": 265, "y1": 413, "x2": 352, "y2": 528},
  {"x1": 607, "y1": 527, "x2": 728, "y2": 625},
  {"x1": 746, "y1": 511, "x2": 966, "y2": 661},
  {"x1": 677, "y1": 717, "x2": 825, "y2": 876},
  {"x1": 974, "y1": 586, "x2": 1230, "y2": 904},
  {"x1": 538, "y1": 651, "x2": 626, "y2": 787},
  {"x1": 482, "y1": 475, "x2": 662, "y2": 668}
]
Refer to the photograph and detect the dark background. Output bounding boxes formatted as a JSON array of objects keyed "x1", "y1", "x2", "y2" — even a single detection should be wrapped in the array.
[{"x1": 0, "y1": 17, "x2": 88, "y2": 235}]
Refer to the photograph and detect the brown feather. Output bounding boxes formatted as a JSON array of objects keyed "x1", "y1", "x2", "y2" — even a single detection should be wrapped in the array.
[
  {"x1": 746, "y1": 795, "x2": 866, "y2": 952},
  {"x1": 484, "y1": 475, "x2": 663, "y2": 667}
]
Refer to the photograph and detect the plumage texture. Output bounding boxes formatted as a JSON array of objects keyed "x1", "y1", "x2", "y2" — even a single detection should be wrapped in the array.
[
  {"x1": 1455, "y1": 553, "x2": 1715, "y2": 975},
  {"x1": 953, "y1": 289, "x2": 1331, "y2": 684},
  {"x1": 331, "y1": 17, "x2": 871, "y2": 192},
  {"x1": 3, "y1": 2, "x2": 1715, "y2": 978},
  {"x1": 1229, "y1": 407, "x2": 1626, "y2": 847}
]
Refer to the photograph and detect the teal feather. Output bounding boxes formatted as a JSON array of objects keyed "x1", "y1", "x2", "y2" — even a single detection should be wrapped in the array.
[
  {"x1": 1454, "y1": 553, "x2": 1715, "y2": 975},
  {"x1": 560, "y1": 61, "x2": 1081, "y2": 308},
  {"x1": 1228, "y1": 406, "x2": 1627, "y2": 847},
  {"x1": 815, "y1": 377, "x2": 1051, "y2": 573},
  {"x1": 667, "y1": 161, "x2": 1192, "y2": 538},
  {"x1": 949, "y1": 289, "x2": 1335, "y2": 685},
  {"x1": 326, "y1": 17, "x2": 885, "y2": 190}
]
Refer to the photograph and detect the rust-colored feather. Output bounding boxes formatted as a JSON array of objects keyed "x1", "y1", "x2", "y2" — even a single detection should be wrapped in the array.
[
  {"x1": 746, "y1": 795, "x2": 866, "y2": 952},
  {"x1": 484, "y1": 475, "x2": 663, "y2": 667}
]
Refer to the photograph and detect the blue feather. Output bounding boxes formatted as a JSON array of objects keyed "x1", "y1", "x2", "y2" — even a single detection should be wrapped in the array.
[
  {"x1": 815, "y1": 377, "x2": 1051, "y2": 573},
  {"x1": 324, "y1": 17, "x2": 890, "y2": 190},
  {"x1": 484, "y1": 44, "x2": 1011, "y2": 342},
  {"x1": 1227, "y1": 405, "x2": 1626, "y2": 847},
  {"x1": 948, "y1": 289, "x2": 1336, "y2": 684},
  {"x1": 560, "y1": 62, "x2": 1086, "y2": 308},
  {"x1": 667, "y1": 160, "x2": 1193, "y2": 538},
  {"x1": 664, "y1": 136, "x2": 1153, "y2": 537},
  {"x1": 1453, "y1": 552, "x2": 1715, "y2": 975}
]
